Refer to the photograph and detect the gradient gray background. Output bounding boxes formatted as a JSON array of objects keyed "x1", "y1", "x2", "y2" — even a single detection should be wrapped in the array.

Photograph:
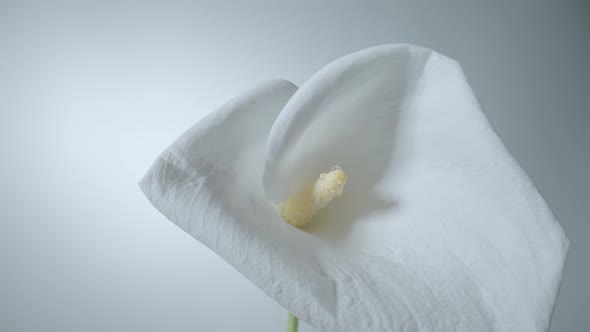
[{"x1": 1, "y1": 1, "x2": 588, "y2": 331}]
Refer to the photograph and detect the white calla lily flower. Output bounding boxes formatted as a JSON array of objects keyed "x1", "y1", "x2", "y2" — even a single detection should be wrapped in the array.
[{"x1": 140, "y1": 44, "x2": 568, "y2": 332}]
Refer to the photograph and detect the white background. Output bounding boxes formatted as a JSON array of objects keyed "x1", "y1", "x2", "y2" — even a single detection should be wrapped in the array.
[{"x1": 1, "y1": 1, "x2": 588, "y2": 331}]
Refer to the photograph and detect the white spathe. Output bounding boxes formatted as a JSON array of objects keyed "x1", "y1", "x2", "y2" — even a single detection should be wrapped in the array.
[{"x1": 139, "y1": 44, "x2": 568, "y2": 332}]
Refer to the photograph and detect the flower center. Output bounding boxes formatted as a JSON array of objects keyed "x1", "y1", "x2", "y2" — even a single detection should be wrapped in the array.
[{"x1": 278, "y1": 166, "x2": 348, "y2": 227}]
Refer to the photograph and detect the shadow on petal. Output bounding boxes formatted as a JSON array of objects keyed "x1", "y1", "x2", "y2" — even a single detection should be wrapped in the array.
[{"x1": 287, "y1": 46, "x2": 432, "y2": 244}]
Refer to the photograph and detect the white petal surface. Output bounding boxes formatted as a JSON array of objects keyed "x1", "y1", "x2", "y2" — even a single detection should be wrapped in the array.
[
  {"x1": 139, "y1": 80, "x2": 344, "y2": 329},
  {"x1": 140, "y1": 45, "x2": 568, "y2": 332},
  {"x1": 263, "y1": 44, "x2": 431, "y2": 202}
]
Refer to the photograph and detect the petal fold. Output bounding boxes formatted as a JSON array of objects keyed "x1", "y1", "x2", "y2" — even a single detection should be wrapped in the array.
[
  {"x1": 140, "y1": 80, "x2": 345, "y2": 327},
  {"x1": 263, "y1": 44, "x2": 431, "y2": 202}
]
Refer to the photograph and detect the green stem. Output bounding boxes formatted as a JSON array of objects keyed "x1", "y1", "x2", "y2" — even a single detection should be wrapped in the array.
[{"x1": 287, "y1": 312, "x2": 299, "y2": 332}]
